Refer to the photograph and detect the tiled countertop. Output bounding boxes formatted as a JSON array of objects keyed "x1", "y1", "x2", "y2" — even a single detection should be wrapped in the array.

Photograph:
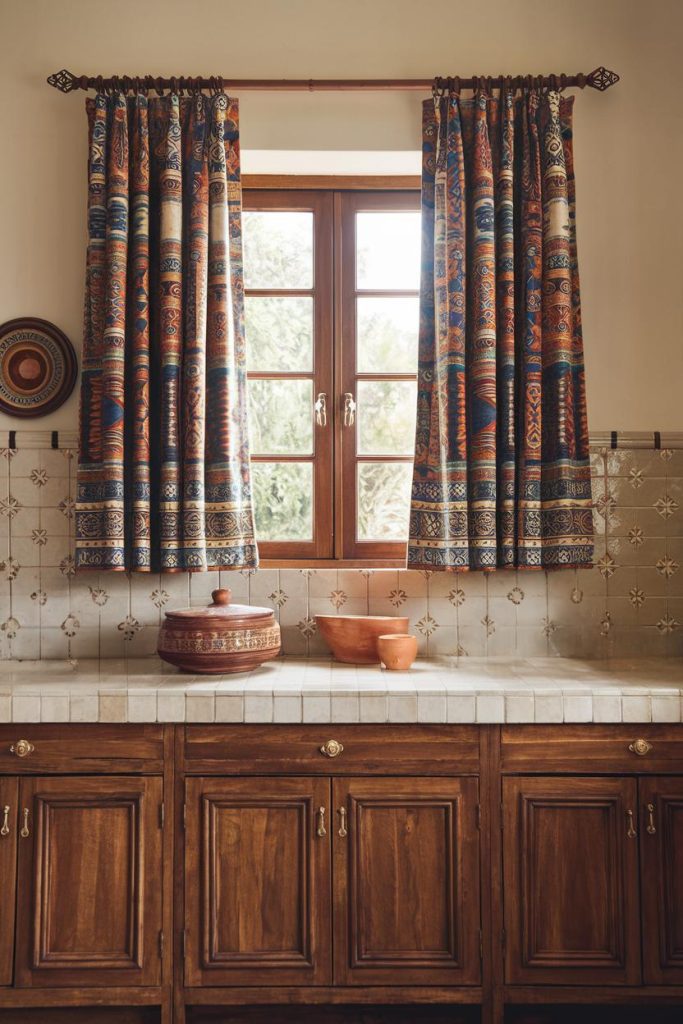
[{"x1": 1, "y1": 657, "x2": 683, "y2": 723}]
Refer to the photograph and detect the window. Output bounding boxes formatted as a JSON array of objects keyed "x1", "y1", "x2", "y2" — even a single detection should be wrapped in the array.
[{"x1": 243, "y1": 188, "x2": 420, "y2": 565}]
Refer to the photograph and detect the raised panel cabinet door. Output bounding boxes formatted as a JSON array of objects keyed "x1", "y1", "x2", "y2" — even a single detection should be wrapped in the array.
[
  {"x1": 0, "y1": 777, "x2": 18, "y2": 985},
  {"x1": 503, "y1": 776, "x2": 641, "y2": 986},
  {"x1": 640, "y1": 776, "x2": 683, "y2": 984},
  {"x1": 15, "y1": 776, "x2": 163, "y2": 988},
  {"x1": 184, "y1": 776, "x2": 332, "y2": 986},
  {"x1": 333, "y1": 776, "x2": 481, "y2": 986}
]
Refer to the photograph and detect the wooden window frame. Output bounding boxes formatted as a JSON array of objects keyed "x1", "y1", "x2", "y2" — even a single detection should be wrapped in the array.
[{"x1": 243, "y1": 179, "x2": 420, "y2": 568}]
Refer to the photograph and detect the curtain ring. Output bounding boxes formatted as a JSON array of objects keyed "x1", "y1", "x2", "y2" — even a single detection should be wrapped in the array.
[
  {"x1": 485, "y1": 75, "x2": 493, "y2": 96},
  {"x1": 95, "y1": 74, "x2": 104, "y2": 94},
  {"x1": 560, "y1": 73, "x2": 568, "y2": 92},
  {"x1": 216, "y1": 75, "x2": 224, "y2": 93},
  {"x1": 452, "y1": 75, "x2": 460, "y2": 95},
  {"x1": 154, "y1": 76, "x2": 165, "y2": 96}
]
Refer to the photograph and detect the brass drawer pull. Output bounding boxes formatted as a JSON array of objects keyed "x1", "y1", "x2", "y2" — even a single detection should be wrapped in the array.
[
  {"x1": 338, "y1": 806, "x2": 348, "y2": 838},
  {"x1": 10, "y1": 739, "x2": 34, "y2": 758},
  {"x1": 20, "y1": 808, "x2": 30, "y2": 839},
  {"x1": 626, "y1": 809, "x2": 637, "y2": 839},
  {"x1": 629, "y1": 738, "x2": 652, "y2": 757},
  {"x1": 0, "y1": 806, "x2": 9, "y2": 837},
  {"x1": 320, "y1": 739, "x2": 344, "y2": 759},
  {"x1": 316, "y1": 806, "x2": 327, "y2": 838},
  {"x1": 646, "y1": 803, "x2": 657, "y2": 835}
]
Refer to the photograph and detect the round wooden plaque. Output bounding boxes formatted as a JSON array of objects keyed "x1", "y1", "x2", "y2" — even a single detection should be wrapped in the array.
[{"x1": 0, "y1": 317, "x2": 77, "y2": 417}]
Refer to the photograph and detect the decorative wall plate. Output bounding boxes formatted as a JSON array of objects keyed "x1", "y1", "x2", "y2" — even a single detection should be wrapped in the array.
[{"x1": 0, "y1": 317, "x2": 77, "y2": 417}]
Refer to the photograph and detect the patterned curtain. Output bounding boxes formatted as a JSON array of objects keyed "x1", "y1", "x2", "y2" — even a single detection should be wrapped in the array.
[
  {"x1": 408, "y1": 87, "x2": 593, "y2": 571},
  {"x1": 76, "y1": 90, "x2": 258, "y2": 571}
]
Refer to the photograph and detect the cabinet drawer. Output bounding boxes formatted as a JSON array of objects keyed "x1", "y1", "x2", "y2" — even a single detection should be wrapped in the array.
[
  {"x1": 0, "y1": 724, "x2": 164, "y2": 773},
  {"x1": 501, "y1": 724, "x2": 683, "y2": 774},
  {"x1": 183, "y1": 724, "x2": 480, "y2": 774}
]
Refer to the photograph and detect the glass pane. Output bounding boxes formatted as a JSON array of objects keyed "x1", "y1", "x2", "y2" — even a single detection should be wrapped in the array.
[
  {"x1": 356, "y1": 211, "x2": 421, "y2": 290},
  {"x1": 357, "y1": 380, "x2": 417, "y2": 456},
  {"x1": 245, "y1": 296, "x2": 313, "y2": 371},
  {"x1": 252, "y1": 462, "x2": 313, "y2": 542},
  {"x1": 243, "y1": 211, "x2": 313, "y2": 289},
  {"x1": 357, "y1": 462, "x2": 412, "y2": 542},
  {"x1": 248, "y1": 379, "x2": 313, "y2": 455},
  {"x1": 357, "y1": 296, "x2": 419, "y2": 373}
]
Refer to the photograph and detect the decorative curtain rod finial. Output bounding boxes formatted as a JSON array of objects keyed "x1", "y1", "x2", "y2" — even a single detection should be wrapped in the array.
[
  {"x1": 586, "y1": 66, "x2": 620, "y2": 91},
  {"x1": 47, "y1": 68, "x2": 78, "y2": 93}
]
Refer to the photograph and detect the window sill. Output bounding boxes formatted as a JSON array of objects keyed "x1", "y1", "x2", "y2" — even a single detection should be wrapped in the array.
[{"x1": 259, "y1": 558, "x2": 407, "y2": 570}]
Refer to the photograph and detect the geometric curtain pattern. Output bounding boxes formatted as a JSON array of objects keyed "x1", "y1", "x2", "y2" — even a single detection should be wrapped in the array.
[
  {"x1": 409, "y1": 88, "x2": 593, "y2": 571},
  {"x1": 76, "y1": 91, "x2": 258, "y2": 571}
]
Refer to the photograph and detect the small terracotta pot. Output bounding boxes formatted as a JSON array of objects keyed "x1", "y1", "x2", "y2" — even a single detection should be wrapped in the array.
[{"x1": 377, "y1": 633, "x2": 418, "y2": 671}]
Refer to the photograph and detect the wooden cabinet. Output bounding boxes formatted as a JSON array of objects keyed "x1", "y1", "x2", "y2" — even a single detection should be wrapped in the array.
[
  {"x1": 14, "y1": 775, "x2": 163, "y2": 988},
  {"x1": 640, "y1": 776, "x2": 683, "y2": 985},
  {"x1": 502, "y1": 776, "x2": 642, "y2": 986},
  {"x1": 333, "y1": 777, "x2": 480, "y2": 987},
  {"x1": 184, "y1": 776, "x2": 332, "y2": 987},
  {"x1": 0, "y1": 777, "x2": 18, "y2": 986}
]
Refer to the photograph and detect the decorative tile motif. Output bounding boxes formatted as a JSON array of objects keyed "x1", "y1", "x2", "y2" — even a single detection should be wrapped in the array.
[
  {"x1": 31, "y1": 589, "x2": 47, "y2": 605},
  {"x1": 1, "y1": 558, "x2": 20, "y2": 581},
  {"x1": 597, "y1": 553, "x2": 617, "y2": 578},
  {"x1": 654, "y1": 496, "x2": 679, "y2": 519},
  {"x1": 329, "y1": 589, "x2": 347, "y2": 610},
  {"x1": 61, "y1": 614, "x2": 80, "y2": 637},
  {"x1": 268, "y1": 588, "x2": 287, "y2": 608},
  {"x1": 297, "y1": 617, "x2": 317, "y2": 639},
  {"x1": 656, "y1": 556, "x2": 679, "y2": 578},
  {"x1": 628, "y1": 468, "x2": 644, "y2": 489},
  {"x1": 59, "y1": 556, "x2": 76, "y2": 576},
  {"x1": 629, "y1": 586, "x2": 645, "y2": 607},
  {"x1": 628, "y1": 526, "x2": 644, "y2": 547},
  {"x1": 507, "y1": 586, "x2": 524, "y2": 605},
  {"x1": 89, "y1": 586, "x2": 109, "y2": 606},
  {"x1": 416, "y1": 613, "x2": 439, "y2": 637},
  {"x1": 656, "y1": 615, "x2": 679, "y2": 634},
  {"x1": 571, "y1": 587, "x2": 583, "y2": 604},
  {"x1": 118, "y1": 615, "x2": 141, "y2": 640},
  {"x1": 389, "y1": 588, "x2": 408, "y2": 607},
  {"x1": 0, "y1": 496, "x2": 20, "y2": 518},
  {"x1": 542, "y1": 617, "x2": 557, "y2": 637},
  {"x1": 481, "y1": 615, "x2": 496, "y2": 637},
  {"x1": 1, "y1": 617, "x2": 20, "y2": 639},
  {"x1": 599, "y1": 612, "x2": 612, "y2": 636},
  {"x1": 448, "y1": 587, "x2": 466, "y2": 606},
  {"x1": 31, "y1": 528, "x2": 48, "y2": 546},
  {"x1": 30, "y1": 469, "x2": 48, "y2": 487},
  {"x1": 595, "y1": 492, "x2": 616, "y2": 517},
  {"x1": 59, "y1": 497, "x2": 76, "y2": 519}
]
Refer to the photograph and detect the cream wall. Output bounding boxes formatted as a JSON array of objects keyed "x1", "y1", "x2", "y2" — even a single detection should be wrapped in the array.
[{"x1": 1, "y1": 0, "x2": 681, "y2": 433}]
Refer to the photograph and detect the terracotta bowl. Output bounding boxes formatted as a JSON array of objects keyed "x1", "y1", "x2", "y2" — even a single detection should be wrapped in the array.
[
  {"x1": 377, "y1": 633, "x2": 418, "y2": 671},
  {"x1": 315, "y1": 614, "x2": 409, "y2": 664}
]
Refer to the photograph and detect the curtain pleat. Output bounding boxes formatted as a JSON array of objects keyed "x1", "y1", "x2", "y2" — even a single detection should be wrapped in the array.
[
  {"x1": 409, "y1": 88, "x2": 593, "y2": 571},
  {"x1": 77, "y1": 91, "x2": 258, "y2": 572}
]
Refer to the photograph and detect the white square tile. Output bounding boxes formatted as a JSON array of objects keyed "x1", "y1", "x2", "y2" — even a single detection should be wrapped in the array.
[
  {"x1": 359, "y1": 694, "x2": 387, "y2": 723},
  {"x1": 128, "y1": 691, "x2": 158, "y2": 722},
  {"x1": 447, "y1": 693, "x2": 476, "y2": 723},
  {"x1": 0, "y1": 693, "x2": 10, "y2": 722},
  {"x1": 70, "y1": 693, "x2": 99, "y2": 722},
  {"x1": 476, "y1": 694, "x2": 505, "y2": 723},
  {"x1": 41, "y1": 694, "x2": 69, "y2": 722},
  {"x1": 592, "y1": 693, "x2": 622, "y2": 722},
  {"x1": 273, "y1": 694, "x2": 302, "y2": 723},
  {"x1": 651, "y1": 694, "x2": 681, "y2": 722},
  {"x1": 505, "y1": 693, "x2": 535, "y2": 723},
  {"x1": 388, "y1": 693, "x2": 417, "y2": 722},
  {"x1": 331, "y1": 692, "x2": 360, "y2": 723},
  {"x1": 215, "y1": 694, "x2": 244, "y2": 723},
  {"x1": 417, "y1": 692, "x2": 446, "y2": 722},
  {"x1": 244, "y1": 693, "x2": 273, "y2": 723},
  {"x1": 563, "y1": 694, "x2": 593, "y2": 722},
  {"x1": 534, "y1": 692, "x2": 564, "y2": 723},
  {"x1": 621, "y1": 694, "x2": 652, "y2": 722},
  {"x1": 99, "y1": 692, "x2": 127, "y2": 722},
  {"x1": 186, "y1": 694, "x2": 215, "y2": 723},
  {"x1": 303, "y1": 694, "x2": 331, "y2": 723},
  {"x1": 157, "y1": 691, "x2": 186, "y2": 722},
  {"x1": 12, "y1": 693, "x2": 41, "y2": 722}
]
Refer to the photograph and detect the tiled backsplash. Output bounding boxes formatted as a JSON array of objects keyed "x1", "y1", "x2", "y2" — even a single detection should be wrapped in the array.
[{"x1": 1, "y1": 444, "x2": 682, "y2": 661}]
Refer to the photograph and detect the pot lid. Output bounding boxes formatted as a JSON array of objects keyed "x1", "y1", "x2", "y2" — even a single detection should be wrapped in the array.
[{"x1": 163, "y1": 588, "x2": 275, "y2": 623}]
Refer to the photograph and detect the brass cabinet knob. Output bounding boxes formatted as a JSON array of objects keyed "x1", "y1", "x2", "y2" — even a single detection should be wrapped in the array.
[
  {"x1": 628, "y1": 738, "x2": 652, "y2": 757},
  {"x1": 319, "y1": 739, "x2": 344, "y2": 759},
  {"x1": 9, "y1": 739, "x2": 34, "y2": 758}
]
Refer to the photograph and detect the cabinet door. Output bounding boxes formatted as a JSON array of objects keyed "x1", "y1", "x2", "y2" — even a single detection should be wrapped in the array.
[
  {"x1": 640, "y1": 776, "x2": 683, "y2": 984},
  {"x1": 333, "y1": 776, "x2": 480, "y2": 986},
  {"x1": 0, "y1": 778, "x2": 18, "y2": 985},
  {"x1": 185, "y1": 776, "x2": 331, "y2": 986},
  {"x1": 503, "y1": 776, "x2": 641, "y2": 985},
  {"x1": 15, "y1": 776, "x2": 163, "y2": 988}
]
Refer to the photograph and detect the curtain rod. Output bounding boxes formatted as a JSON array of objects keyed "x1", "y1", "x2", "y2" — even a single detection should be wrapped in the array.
[{"x1": 47, "y1": 66, "x2": 619, "y2": 95}]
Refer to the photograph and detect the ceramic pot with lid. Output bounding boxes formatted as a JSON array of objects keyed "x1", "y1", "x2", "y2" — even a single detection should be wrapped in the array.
[{"x1": 158, "y1": 588, "x2": 281, "y2": 674}]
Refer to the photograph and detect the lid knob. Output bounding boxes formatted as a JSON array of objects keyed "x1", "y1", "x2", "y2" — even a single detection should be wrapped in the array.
[{"x1": 211, "y1": 589, "x2": 232, "y2": 606}]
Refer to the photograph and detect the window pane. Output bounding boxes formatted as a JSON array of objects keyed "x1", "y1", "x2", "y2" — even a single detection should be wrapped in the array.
[
  {"x1": 252, "y1": 462, "x2": 313, "y2": 541},
  {"x1": 356, "y1": 211, "x2": 421, "y2": 291},
  {"x1": 249, "y1": 379, "x2": 313, "y2": 455},
  {"x1": 246, "y1": 297, "x2": 313, "y2": 372},
  {"x1": 243, "y1": 212, "x2": 313, "y2": 289},
  {"x1": 356, "y1": 296, "x2": 419, "y2": 373},
  {"x1": 357, "y1": 380, "x2": 417, "y2": 456},
  {"x1": 357, "y1": 462, "x2": 412, "y2": 542}
]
